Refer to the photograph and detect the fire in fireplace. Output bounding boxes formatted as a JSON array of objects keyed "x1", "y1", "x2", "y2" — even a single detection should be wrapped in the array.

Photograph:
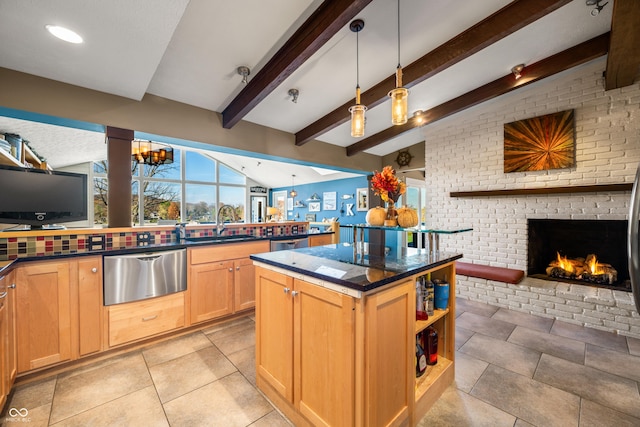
[
  {"x1": 547, "y1": 252, "x2": 617, "y2": 285},
  {"x1": 528, "y1": 219, "x2": 630, "y2": 291}
]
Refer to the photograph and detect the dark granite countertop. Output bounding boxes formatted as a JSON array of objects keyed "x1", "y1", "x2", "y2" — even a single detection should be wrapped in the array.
[
  {"x1": 250, "y1": 244, "x2": 462, "y2": 293},
  {"x1": 0, "y1": 231, "x2": 333, "y2": 274}
]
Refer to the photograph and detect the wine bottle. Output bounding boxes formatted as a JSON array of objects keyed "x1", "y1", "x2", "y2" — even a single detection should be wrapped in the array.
[
  {"x1": 416, "y1": 333, "x2": 427, "y2": 377},
  {"x1": 425, "y1": 326, "x2": 438, "y2": 365}
]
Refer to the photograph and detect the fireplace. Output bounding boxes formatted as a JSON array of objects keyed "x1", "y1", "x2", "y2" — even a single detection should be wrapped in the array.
[{"x1": 527, "y1": 219, "x2": 630, "y2": 291}]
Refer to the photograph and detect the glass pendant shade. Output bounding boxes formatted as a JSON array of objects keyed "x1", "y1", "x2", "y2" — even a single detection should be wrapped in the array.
[
  {"x1": 349, "y1": 86, "x2": 367, "y2": 138},
  {"x1": 390, "y1": 86, "x2": 408, "y2": 125}
]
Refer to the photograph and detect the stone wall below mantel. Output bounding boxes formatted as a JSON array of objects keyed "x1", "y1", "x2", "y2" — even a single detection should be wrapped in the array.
[{"x1": 457, "y1": 275, "x2": 640, "y2": 339}]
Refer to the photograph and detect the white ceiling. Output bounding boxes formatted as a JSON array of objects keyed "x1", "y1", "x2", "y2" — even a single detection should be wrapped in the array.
[{"x1": 0, "y1": 0, "x2": 613, "y2": 186}]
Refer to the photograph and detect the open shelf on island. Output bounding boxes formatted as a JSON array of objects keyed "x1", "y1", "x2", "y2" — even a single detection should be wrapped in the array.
[{"x1": 416, "y1": 308, "x2": 449, "y2": 334}]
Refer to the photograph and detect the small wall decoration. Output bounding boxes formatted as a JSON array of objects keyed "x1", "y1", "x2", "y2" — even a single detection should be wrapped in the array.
[
  {"x1": 323, "y1": 192, "x2": 337, "y2": 211},
  {"x1": 356, "y1": 188, "x2": 368, "y2": 211},
  {"x1": 503, "y1": 109, "x2": 575, "y2": 173},
  {"x1": 305, "y1": 213, "x2": 316, "y2": 221},
  {"x1": 309, "y1": 202, "x2": 321, "y2": 212}
]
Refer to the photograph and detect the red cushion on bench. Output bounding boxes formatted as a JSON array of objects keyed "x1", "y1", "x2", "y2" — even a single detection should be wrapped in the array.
[{"x1": 456, "y1": 262, "x2": 524, "y2": 284}]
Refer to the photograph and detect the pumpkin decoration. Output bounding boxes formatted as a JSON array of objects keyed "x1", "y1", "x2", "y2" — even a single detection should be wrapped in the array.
[
  {"x1": 366, "y1": 206, "x2": 386, "y2": 226},
  {"x1": 396, "y1": 206, "x2": 418, "y2": 228}
]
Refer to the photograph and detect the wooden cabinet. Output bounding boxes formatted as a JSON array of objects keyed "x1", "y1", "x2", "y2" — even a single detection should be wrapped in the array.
[
  {"x1": 256, "y1": 267, "x2": 355, "y2": 427},
  {"x1": 14, "y1": 256, "x2": 104, "y2": 373},
  {"x1": 107, "y1": 292, "x2": 185, "y2": 347},
  {"x1": 188, "y1": 240, "x2": 269, "y2": 324},
  {"x1": 3, "y1": 269, "x2": 17, "y2": 400},
  {"x1": 308, "y1": 233, "x2": 334, "y2": 247},
  {"x1": 76, "y1": 257, "x2": 103, "y2": 356},
  {"x1": 255, "y1": 260, "x2": 457, "y2": 427},
  {"x1": 15, "y1": 260, "x2": 72, "y2": 373}
]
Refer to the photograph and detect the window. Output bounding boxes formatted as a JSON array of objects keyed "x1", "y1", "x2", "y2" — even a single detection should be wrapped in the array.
[{"x1": 93, "y1": 148, "x2": 247, "y2": 226}]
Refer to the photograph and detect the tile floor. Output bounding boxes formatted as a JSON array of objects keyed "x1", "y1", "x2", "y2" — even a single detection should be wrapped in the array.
[{"x1": 3, "y1": 298, "x2": 640, "y2": 426}]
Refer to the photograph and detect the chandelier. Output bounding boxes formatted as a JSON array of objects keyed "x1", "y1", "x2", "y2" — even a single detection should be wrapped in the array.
[{"x1": 131, "y1": 140, "x2": 174, "y2": 166}]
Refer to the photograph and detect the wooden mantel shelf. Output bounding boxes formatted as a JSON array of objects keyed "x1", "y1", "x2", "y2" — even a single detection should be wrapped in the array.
[{"x1": 450, "y1": 183, "x2": 633, "y2": 197}]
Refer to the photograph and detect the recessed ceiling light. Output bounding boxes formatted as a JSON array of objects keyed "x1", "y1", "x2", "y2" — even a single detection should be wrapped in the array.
[{"x1": 45, "y1": 25, "x2": 83, "y2": 44}]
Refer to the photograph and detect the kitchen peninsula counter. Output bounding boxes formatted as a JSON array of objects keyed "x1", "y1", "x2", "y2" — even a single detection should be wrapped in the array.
[{"x1": 251, "y1": 244, "x2": 461, "y2": 427}]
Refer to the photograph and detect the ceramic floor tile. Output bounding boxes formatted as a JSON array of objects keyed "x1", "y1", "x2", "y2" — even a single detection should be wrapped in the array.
[
  {"x1": 5, "y1": 377, "x2": 56, "y2": 413},
  {"x1": 550, "y1": 320, "x2": 628, "y2": 352},
  {"x1": 249, "y1": 410, "x2": 293, "y2": 427},
  {"x1": 470, "y1": 364, "x2": 580, "y2": 427},
  {"x1": 456, "y1": 297, "x2": 500, "y2": 318},
  {"x1": 142, "y1": 331, "x2": 214, "y2": 367},
  {"x1": 3, "y1": 402, "x2": 51, "y2": 427},
  {"x1": 455, "y1": 325, "x2": 475, "y2": 349},
  {"x1": 491, "y1": 307, "x2": 554, "y2": 333},
  {"x1": 508, "y1": 325, "x2": 585, "y2": 364},
  {"x1": 453, "y1": 351, "x2": 489, "y2": 393},
  {"x1": 459, "y1": 333, "x2": 541, "y2": 377},
  {"x1": 49, "y1": 386, "x2": 168, "y2": 427},
  {"x1": 227, "y1": 345, "x2": 257, "y2": 386},
  {"x1": 163, "y1": 371, "x2": 273, "y2": 427},
  {"x1": 585, "y1": 343, "x2": 640, "y2": 382},
  {"x1": 514, "y1": 419, "x2": 536, "y2": 427},
  {"x1": 207, "y1": 324, "x2": 256, "y2": 356},
  {"x1": 456, "y1": 312, "x2": 516, "y2": 340},
  {"x1": 49, "y1": 352, "x2": 153, "y2": 424},
  {"x1": 418, "y1": 385, "x2": 516, "y2": 427},
  {"x1": 627, "y1": 336, "x2": 640, "y2": 356},
  {"x1": 534, "y1": 353, "x2": 640, "y2": 419},
  {"x1": 579, "y1": 399, "x2": 640, "y2": 427},
  {"x1": 149, "y1": 345, "x2": 237, "y2": 403}
]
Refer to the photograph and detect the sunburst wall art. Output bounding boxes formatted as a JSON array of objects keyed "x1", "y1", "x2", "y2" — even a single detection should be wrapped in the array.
[{"x1": 503, "y1": 110, "x2": 575, "y2": 173}]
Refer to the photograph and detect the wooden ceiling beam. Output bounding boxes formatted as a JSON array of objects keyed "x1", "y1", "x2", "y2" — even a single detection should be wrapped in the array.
[
  {"x1": 605, "y1": 0, "x2": 640, "y2": 90},
  {"x1": 221, "y1": 0, "x2": 373, "y2": 129},
  {"x1": 346, "y1": 33, "x2": 610, "y2": 157},
  {"x1": 295, "y1": 0, "x2": 572, "y2": 146}
]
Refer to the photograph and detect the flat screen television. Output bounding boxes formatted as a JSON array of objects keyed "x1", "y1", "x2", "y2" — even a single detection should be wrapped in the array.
[{"x1": 0, "y1": 164, "x2": 88, "y2": 229}]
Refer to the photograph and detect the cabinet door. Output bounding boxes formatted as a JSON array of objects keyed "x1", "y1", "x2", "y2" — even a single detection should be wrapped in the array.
[
  {"x1": 294, "y1": 279, "x2": 355, "y2": 427},
  {"x1": 0, "y1": 273, "x2": 7, "y2": 408},
  {"x1": 77, "y1": 257, "x2": 103, "y2": 356},
  {"x1": 234, "y1": 258, "x2": 256, "y2": 312},
  {"x1": 255, "y1": 267, "x2": 294, "y2": 402},
  {"x1": 5, "y1": 270, "x2": 17, "y2": 392},
  {"x1": 16, "y1": 260, "x2": 72, "y2": 373},
  {"x1": 190, "y1": 261, "x2": 234, "y2": 324},
  {"x1": 364, "y1": 280, "x2": 414, "y2": 427}
]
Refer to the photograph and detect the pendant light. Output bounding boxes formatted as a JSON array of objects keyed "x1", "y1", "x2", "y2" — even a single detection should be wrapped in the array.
[
  {"x1": 290, "y1": 174, "x2": 297, "y2": 198},
  {"x1": 388, "y1": 0, "x2": 408, "y2": 125},
  {"x1": 348, "y1": 19, "x2": 366, "y2": 138}
]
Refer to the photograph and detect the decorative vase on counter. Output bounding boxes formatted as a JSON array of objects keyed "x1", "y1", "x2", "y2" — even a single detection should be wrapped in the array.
[
  {"x1": 384, "y1": 200, "x2": 398, "y2": 227},
  {"x1": 365, "y1": 206, "x2": 386, "y2": 226},
  {"x1": 397, "y1": 205, "x2": 419, "y2": 228}
]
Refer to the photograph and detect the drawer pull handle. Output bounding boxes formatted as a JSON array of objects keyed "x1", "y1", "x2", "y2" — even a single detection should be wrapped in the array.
[
  {"x1": 91, "y1": 267, "x2": 98, "y2": 273},
  {"x1": 284, "y1": 287, "x2": 290, "y2": 294},
  {"x1": 142, "y1": 315, "x2": 158, "y2": 322},
  {"x1": 291, "y1": 291, "x2": 299, "y2": 297},
  {"x1": 9, "y1": 284, "x2": 16, "y2": 289}
]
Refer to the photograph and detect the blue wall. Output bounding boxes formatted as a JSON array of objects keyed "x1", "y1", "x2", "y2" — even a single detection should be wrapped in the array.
[{"x1": 271, "y1": 176, "x2": 370, "y2": 225}]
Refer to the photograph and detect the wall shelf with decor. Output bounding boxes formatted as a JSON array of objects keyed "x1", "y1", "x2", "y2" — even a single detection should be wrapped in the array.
[{"x1": 450, "y1": 183, "x2": 633, "y2": 198}]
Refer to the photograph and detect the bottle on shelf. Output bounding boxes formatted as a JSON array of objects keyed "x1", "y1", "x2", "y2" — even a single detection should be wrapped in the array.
[
  {"x1": 425, "y1": 326, "x2": 438, "y2": 365},
  {"x1": 416, "y1": 333, "x2": 427, "y2": 377},
  {"x1": 416, "y1": 277, "x2": 428, "y2": 320},
  {"x1": 425, "y1": 279, "x2": 435, "y2": 316}
]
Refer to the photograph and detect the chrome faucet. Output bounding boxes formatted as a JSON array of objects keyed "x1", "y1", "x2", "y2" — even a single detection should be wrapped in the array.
[{"x1": 216, "y1": 205, "x2": 238, "y2": 235}]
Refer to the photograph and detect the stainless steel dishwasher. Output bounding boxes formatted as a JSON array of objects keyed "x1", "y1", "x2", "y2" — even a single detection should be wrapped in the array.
[
  {"x1": 270, "y1": 236, "x2": 308, "y2": 251},
  {"x1": 103, "y1": 248, "x2": 186, "y2": 305}
]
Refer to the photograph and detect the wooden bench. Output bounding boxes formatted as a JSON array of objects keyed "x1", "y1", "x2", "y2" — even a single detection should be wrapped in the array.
[{"x1": 456, "y1": 262, "x2": 525, "y2": 284}]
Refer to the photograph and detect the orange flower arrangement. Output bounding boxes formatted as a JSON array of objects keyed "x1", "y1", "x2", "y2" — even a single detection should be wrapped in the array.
[{"x1": 371, "y1": 166, "x2": 406, "y2": 203}]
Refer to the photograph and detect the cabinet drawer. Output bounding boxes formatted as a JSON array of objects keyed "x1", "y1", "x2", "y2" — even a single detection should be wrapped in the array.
[
  {"x1": 108, "y1": 292, "x2": 185, "y2": 347},
  {"x1": 189, "y1": 240, "x2": 270, "y2": 264}
]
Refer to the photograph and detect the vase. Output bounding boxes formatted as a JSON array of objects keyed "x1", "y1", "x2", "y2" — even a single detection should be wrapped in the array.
[{"x1": 384, "y1": 200, "x2": 398, "y2": 227}]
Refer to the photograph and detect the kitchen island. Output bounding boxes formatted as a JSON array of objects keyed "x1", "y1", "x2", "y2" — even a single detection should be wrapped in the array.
[{"x1": 251, "y1": 244, "x2": 461, "y2": 427}]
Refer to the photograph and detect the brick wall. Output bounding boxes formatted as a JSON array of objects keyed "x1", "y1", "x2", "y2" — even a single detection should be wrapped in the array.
[{"x1": 422, "y1": 57, "x2": 640, "y2": 337}]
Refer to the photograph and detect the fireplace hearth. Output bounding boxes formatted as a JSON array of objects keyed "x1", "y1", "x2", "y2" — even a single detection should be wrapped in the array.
[{"x1": 527, "y1": 219, "x2": 630, "y2": 291}]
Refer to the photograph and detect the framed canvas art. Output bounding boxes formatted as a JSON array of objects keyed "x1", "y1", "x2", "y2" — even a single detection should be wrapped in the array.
[{"x1": 504, "y1": 110, "x2": 575, "y2": 173}]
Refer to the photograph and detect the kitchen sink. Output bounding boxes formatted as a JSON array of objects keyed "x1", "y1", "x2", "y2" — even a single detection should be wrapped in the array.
[{"x1": 184, "y1": 234, "x2": 257, "y2": 243}]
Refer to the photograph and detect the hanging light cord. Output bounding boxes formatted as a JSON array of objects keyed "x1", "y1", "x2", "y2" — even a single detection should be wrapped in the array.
[
  {"x1": 396, "y1": 0, "x2": 401, "y2": 69},
  {"x1": 356, "y1": 27, "x2": 360, "y2": 90}
]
